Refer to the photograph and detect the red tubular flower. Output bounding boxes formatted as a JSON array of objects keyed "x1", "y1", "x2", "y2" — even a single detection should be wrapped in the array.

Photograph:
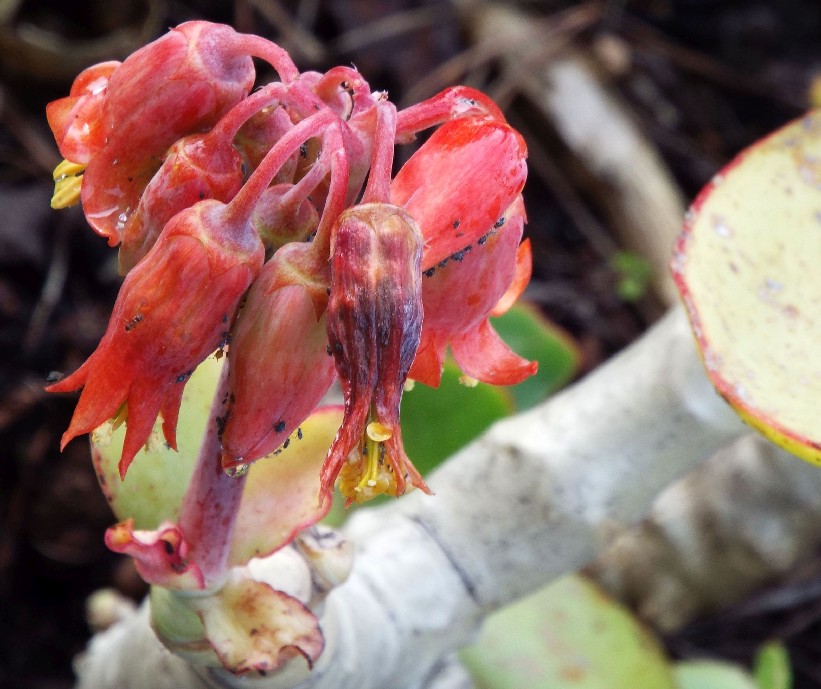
[
  {"x1": 391, "y1": 115, "x2": 528, "y2": 266},
  {"x1": 220, "y1": 257, "x2": 336, "y2": 469},
  {"x1": 390, "y1": 115, "x2": 535, "y2": 386},
  {"x1": 48, "y1": 200, "x2": 264, "y2": 478},
  {"x1": 73, "y1": 21, "x2": 258, "y2": 245},
  {"x1": 320, "y1": 204, "x2": 430, "y2": 504}
]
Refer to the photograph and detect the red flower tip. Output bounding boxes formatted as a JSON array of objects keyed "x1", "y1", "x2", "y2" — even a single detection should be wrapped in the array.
[
  {"x1": 46, "y1": 61, "x2": 120, "y2": 165},
  {"x1": 321, "y1": 204, "x2": 430, "y2": 504}
]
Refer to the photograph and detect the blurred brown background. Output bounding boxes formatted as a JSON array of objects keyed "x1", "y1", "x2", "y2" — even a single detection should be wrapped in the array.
[{"x1": 1, "y1": 1, "x2": 820, "y2": 687}]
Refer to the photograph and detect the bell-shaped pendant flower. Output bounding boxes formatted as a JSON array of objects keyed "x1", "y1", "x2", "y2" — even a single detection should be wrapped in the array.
[
  {"x1": 390, "y1": 115, "x2": 535, "y2": 387},
  {"x1": 117, "y1": 82, "x2": 294, "y2": 272},
  {"x1": 220, "y1": 252, "x2": 337, "y2": 469},
  {"x1": 48, "y1": 199, "x2": 264, "y2": 478},
  {"x1": 71, "y1": 21, "x2": 259, "y2": 245},
  {"x1": 411, "y1": 196, "x2": 537, "y2": 387},
  {"x1": 320, "y1": 204, "x2": 430, "y2": 504}
]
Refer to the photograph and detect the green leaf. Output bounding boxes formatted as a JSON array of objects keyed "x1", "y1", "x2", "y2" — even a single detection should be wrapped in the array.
[
  {"x1": 400, "y1": 360, "x2": 514, "y2": 474},
  {"x1": 754, "y1": 641, "x2": 792, "y2": 689},
  {"x1": 673, "y1": 661, "x2": 759, "y2": 689},
  {"x1": 228, "y1": 407, "x2": 341, "y2": 566},
  {"x1": 461, "y1": 575, "x2": 676, "y2": 689},
  {"x1": 492, "y1": 302, "x2": 580, "y2": 410},
  {"x1": 610, "y1": 250, "x2": 653, "y2": 302}
]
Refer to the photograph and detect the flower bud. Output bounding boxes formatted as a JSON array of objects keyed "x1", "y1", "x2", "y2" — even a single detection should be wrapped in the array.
[
  {"x1": 106, "y1": 519, "x2": 203, "y2": 590},
  {"x1": 234, "y1": 106, "x2": 299, "y2": 182},
  {"x1": 250, "y1": 184, "x2": 320, "y2": 254},
  {"x1": 118, "y1": 133, "x2": 244, "y2": 272},
  {"x1": 220, "y1": 260, "x2": 336, "y2": 468},
  {"x1": 321, "y1": 203, "x2": 430, "y2": 504}
]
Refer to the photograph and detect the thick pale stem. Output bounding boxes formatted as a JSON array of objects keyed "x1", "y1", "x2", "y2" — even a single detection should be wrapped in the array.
[
  {"x1": 75, "y1": 308, "x2": 749, "y2": 689},
  {"x1": 383, "y1": 307, "x2": 745, "y2": 609},
  {"x1": 361, "y1": 101, "x2": 397, "y2": 204},
  {"x1": 178, "y1": 363, "x2": 246, "y2": 588},
  {"x1": 294, "y1": 307, "x2": 746, "y2": 689}
]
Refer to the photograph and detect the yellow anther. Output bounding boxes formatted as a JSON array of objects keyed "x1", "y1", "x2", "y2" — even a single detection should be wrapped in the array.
[
  {"x1": 458, "y1": 374, "x2": 479, "y2": 388},
  {"x1": 366, "y1": 421, "x2": 392, "y2": 442},
  {"x1": 51, "y1": 159, "x2": 86, "y2": 209}
]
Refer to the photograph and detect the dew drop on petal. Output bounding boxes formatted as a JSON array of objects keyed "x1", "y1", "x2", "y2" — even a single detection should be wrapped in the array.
[{"x1": 224, "y1": 463, "x2": 250, "y2": 478}]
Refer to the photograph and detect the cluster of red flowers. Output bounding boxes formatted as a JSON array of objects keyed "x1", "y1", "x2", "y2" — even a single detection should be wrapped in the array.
[{"x1": 47, "y1": 21, "x2": 536, "y2": 505}]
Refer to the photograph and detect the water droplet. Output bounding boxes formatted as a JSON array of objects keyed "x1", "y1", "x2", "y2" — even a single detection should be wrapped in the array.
[{"x1": 225, "y1": 463, "x2": 250, "y2": 478}]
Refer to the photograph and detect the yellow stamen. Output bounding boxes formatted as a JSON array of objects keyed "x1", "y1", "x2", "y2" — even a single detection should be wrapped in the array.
[
  {"x1": 51, "y1": 159, "x2": 86, "y2": 209},
  {"x1": 458, "y1": 374, "x2": 479, "y2": 388},
  {"x1": 339, "y1": 412, "x2": 398, "y2": 503}
]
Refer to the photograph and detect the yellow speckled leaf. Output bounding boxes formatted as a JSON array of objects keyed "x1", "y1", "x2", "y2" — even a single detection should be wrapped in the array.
[{"x1": 673, "y1": 110, "x2": 821, "y2": 464}]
